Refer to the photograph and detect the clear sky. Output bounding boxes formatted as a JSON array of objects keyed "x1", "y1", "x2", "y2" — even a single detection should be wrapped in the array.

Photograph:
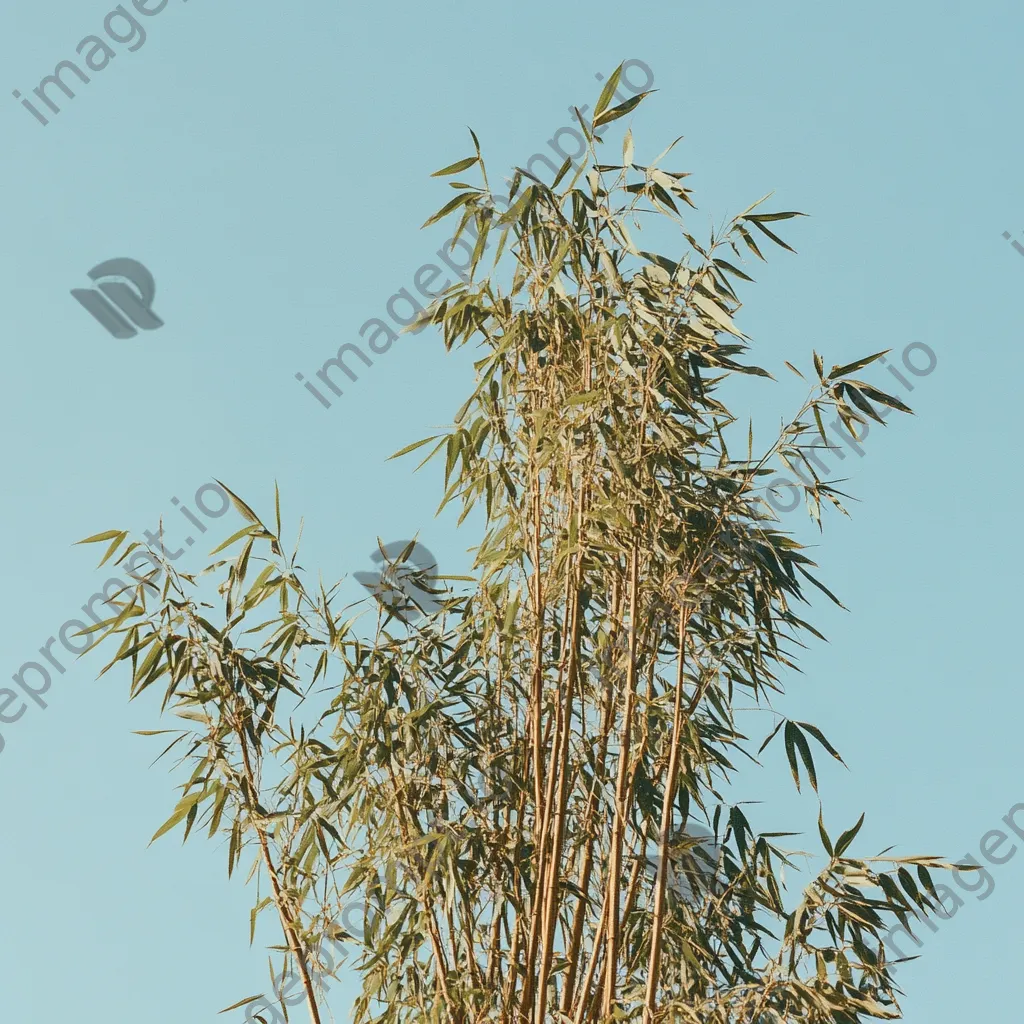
[{"x1": 0, "y1": 0, "x2": 1021, "y2": 1020}]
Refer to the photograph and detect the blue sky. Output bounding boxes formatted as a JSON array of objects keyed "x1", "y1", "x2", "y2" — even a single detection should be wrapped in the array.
[{"x1": 0, "y1": 0, "x2": 1021, "y2": 1020}]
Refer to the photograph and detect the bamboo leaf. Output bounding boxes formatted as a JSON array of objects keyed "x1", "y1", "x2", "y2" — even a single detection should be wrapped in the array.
[
  {"x1": 828, "y1": 350, "x2": 890, "y2": 379},
  {"x1": 431, "y1": 156, "x2": 478, "y2": 177},
  {"x1": 835, "y1": 812, "x2": 866, "y2": 857},
  {"x1": 422, "y1": 192, "x2": 473, "y2": 229},
  {"x1": 594, "y1": 65, "x2": 624, "y2": 118},
  {"x1": 219, "y1": 995, "x2": 266, "y2": 1014},
  {"x1": 150, "y1": 789, "x2": 206, "y2": 844},
  {"x1": 593, "y1": 92, "x2": 650, "y2": 128}
]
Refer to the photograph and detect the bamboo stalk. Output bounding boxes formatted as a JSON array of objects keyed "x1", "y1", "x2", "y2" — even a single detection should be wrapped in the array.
[
  {"x1": 602, "y1": 544, "x2": 640, "y2": 1016},
  {"x1": 643, "y1": 607, "x2": 691, "y2": 1022},
  {"x1": 559, "y1": 637, "x2": 616, "y2": 1014},
  {"x1": 534, "y1": 575, "x2": 582, "y2": 1023},
  {"x1": 233, "y1": 700, "x2": 324, "y2": 1024}
]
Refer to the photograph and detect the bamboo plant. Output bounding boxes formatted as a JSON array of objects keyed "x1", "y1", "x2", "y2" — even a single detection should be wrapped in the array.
[{"x1": 81, "y1": 64, "x2": 960, "y2": 1024}]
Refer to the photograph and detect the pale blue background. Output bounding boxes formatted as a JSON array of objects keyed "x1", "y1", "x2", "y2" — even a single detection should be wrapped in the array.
[{"x1": 0, "y1": 0, "x2": 1020, "y2": 1020}]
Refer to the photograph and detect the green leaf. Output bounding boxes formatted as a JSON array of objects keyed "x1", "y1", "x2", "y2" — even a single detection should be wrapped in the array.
[
  {"x1": 431, "y1": 156, "x2": 478, "y2": 177},
  {"x1": 818, "y1": 812, "x2": 834, "y2": 856},
  {"x1": 747, "y1": 211, "x2": 806, "y2": 223},
  {"x1": 421, "y1": 192, "x2": 473, "y2": 229},
  {"x1": 758, "y1": 717, "x2": 785, "y2": 756},
  {"x1": 715, "y1": 258, "x2": 754, "y2": 283},
  {"x1": 593, "y1": 92, "x2": 650, "y2": 128},
  {"x1": 389, "y1": 435, "x2": 442, "y2": 461},
  {"x1": 898, "y1": 866, "x2": 923, "y2": 902},
  {"x1": 846, "y1": 384, "x2": 887, "y2": 424},
  {"x1": 917, "y1": 863, "x2": 939, "y2": 898},
  {"x1": 219, "y1": 995, "x2": 266, "y2": 1014},
  {"x1": 829, "y1": 350, "x2": 890, "y2": 379},
  {"x1": 75, "y1": 529, "x2": 125, "y2": 545},
  {"x1": 784, "y1": 721, "x2": 802, "y2": 792},
  {"x1": 784, "y1": 721, "x2": 818, "y2": 792},
  {"x1": 795, "y1": 721, "x2": 847, "y2": 765},
  {"x1": 879, "y1": 871, "x2": 913, "y2": 913},
  {"x1": 835, "y1": 812, "x2": 865, "y2": 857},
  {"x1": 97, "y1": 532, "x2": 129, "y2": 567},
  {"x1": 552, "y1": 156, "x2": 573, "y2": 190},
  {"x1": 209, "y1": 524, "x2": 260, "y2": 556},
  {"x1": 855, "y1": 382, "x2": 913, "y2": 414},
  {"x1": 735, "y1": 224, "x2": 765, "y2": 260},
  {"x1": 215, "y1": 480, "x2": 261, "y2": 526},
  {"x1": 594, "y1": 65, "x2": 624, "y2": 119},
  {"x1": 572, "y1": 106, "x2": 593, "y2": 144},
  {"x1": 746, "y1": 216, "x2": 797, "y2": 253},
  {"x1": 795, "y1": 565, "x2": 846, "y2": 610},
  {"x1": 150, "y1": 788, "x2": 206, "y2": 844}
]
